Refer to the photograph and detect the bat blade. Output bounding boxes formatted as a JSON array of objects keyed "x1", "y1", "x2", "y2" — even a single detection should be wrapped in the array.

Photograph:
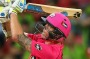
[{"x1": 25, "y1": 3, "x2": 82, "y2": 18}]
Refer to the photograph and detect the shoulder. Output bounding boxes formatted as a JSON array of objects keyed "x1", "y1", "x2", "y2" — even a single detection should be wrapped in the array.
[{"x1": 24, "y1": 32, "x2": 43, "y2": 41}]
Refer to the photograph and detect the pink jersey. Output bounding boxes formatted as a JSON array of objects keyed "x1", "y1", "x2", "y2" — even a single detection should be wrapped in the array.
[{"x1": 27, "y1": 34, "x2": 64, "y2": 59}]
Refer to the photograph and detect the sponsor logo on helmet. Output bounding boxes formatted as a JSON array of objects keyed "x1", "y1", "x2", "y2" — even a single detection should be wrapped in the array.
[
  {"x1": 49, "y1": 13, "x2": 55, "y2": 17},
  {"x1": 62, "y1": 21, "x2": 68, "y2": 28}
]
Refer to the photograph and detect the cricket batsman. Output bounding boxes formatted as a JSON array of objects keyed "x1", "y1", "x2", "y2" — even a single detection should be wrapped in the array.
[{"x1": 0, "y1": 0, "x2": 71, "y2": 59}]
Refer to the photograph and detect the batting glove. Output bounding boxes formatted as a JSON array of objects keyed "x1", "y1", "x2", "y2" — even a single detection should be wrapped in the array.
[{"x1": 9, "y1": 0, "x2": 26, "y2": 14}]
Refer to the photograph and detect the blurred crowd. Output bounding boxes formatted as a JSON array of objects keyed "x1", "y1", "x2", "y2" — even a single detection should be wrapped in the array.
[{"x1": 0, "y1": 0, "x2": 90, "y2": 59}]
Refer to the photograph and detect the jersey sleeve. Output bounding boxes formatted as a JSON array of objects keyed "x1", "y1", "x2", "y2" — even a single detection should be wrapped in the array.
[
  {"x1": 31, "y1": 40, "x2": 63, "y2": 59},
  {"x1": 27, "y1": 33, "x2": 38, "y2": 41}
]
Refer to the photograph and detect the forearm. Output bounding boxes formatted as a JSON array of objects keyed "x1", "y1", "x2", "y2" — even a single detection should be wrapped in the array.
[
  {"x1": 10, "y1": 13, "x2": 23, "y2": 38},
  {"x1": 18, "y1": 34, "x2": 31, "y2": 52},
  {"x1": 10, "y1": 13, "x2": 31, "y2": 52}
]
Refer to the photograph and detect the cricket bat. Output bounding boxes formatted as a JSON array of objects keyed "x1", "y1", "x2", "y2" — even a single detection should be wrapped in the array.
[
  {"x1": 25, "y1": 3, "x2": 82, "y2": 18},
  {"x1": 0, "y1": 0, "x2": 82, "y2": 23}
]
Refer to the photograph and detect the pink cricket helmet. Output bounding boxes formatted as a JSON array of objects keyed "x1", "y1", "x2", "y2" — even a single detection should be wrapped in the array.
[{"x1": 46, "y1": 12, "x2": 71, "y2": 38}]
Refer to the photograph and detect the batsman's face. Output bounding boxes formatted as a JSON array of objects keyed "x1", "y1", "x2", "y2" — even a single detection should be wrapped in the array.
[{"x1": 41, "y1": 24, "x2": 54, "y2": 39}]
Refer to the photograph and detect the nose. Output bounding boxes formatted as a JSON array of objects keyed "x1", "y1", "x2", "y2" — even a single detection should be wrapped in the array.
[
  {"x1": 43, "y1": 28, "x2": 48, "y2": 34},
  {"x1": 42, "y1": 28, "x2": 49, "y2": 38}
]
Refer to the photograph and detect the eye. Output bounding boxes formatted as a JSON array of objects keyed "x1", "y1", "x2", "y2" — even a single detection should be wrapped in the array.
[{"x1": 48, "y1": 26, "x2": 54, "y2": 31}]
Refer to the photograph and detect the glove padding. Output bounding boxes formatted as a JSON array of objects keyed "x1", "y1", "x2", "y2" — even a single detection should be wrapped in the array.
[
  {"x1": 0, "y1": 0, "x2": 26, "y2": 23},
  {"x1": 9, "y1": 0, "x2": 26, "y2": 14},
  {"x1": 0, "y1": 6, "x2": 11, "y2": 23}
]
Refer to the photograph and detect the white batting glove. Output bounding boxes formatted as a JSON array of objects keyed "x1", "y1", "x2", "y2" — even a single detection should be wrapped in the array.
[
  {"x1": 0, "y1": 0, "x2": 26, "y2": 23},
  {"x1": 9, "y1": 0, "x2": 26, "y2": 14},
  {"x1": 0, "y1": 6, "x2": 11, "y2": 23}
]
